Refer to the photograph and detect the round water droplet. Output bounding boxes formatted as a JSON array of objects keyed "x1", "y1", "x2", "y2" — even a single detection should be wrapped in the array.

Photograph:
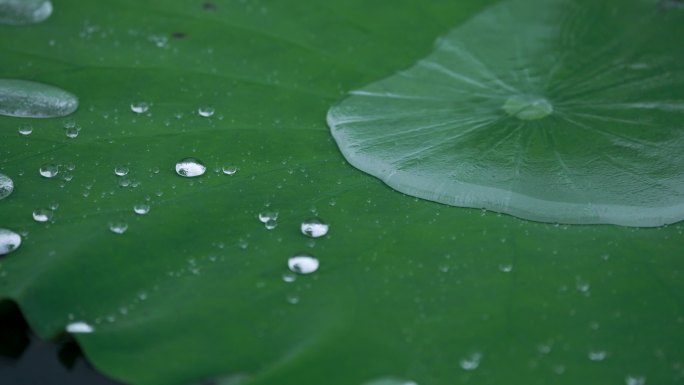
[
  {"x1": 460, "y1": 352, "x2": 482, "y2": 371},
  {"x1": 114, "y1": 166, "x2": 129, "y2": 176},
  {"x1": 258, "y1": 211, "x2": 278, "y2": 223},
  {"x1": 65, "y1": 126, "x2": 79, "y2": 138},
  {"x1": 133, "y1": 203, "x2": 150, "y2": 215},
  {"x1": 502, "y1": 95, "x2": 553, "y2": 120},
  {"x1": 0, "y1": 0, "x2": 52, "y2": 25},
  {"x1": 0, "y1": 79, "x2": 78, "y2": 118},
  {"x1": 32, "y1": 208, "x2": 53, "y2": 222},
  {"x1": 625, "y1": 375, "x2": 646, "y2": 385},
  {"x1": 39, "y1": 163, "x2": 58, "y2": 178},
  {"x1": 175, "y1": 158, "x2": 206, "y2": 177},
  {"x1": 300, "y1": 218, "x2": 329, "y2": 238},
  {"x1": 17, "y1": 124, "x2": 32, "y2": 136},
  {"x1": 109, "y1": 221, "x2": 128, "y2": 234},
  {"x1": 66, "y1": 321, "x2": 94, "y2": 334},
  {"x1": 588, "y1": 350, "x2": 608, "y2": 362},
  {"x1": 264, "y1": 219, "x2": 277, "y2": 230},
  {"x1": 498, "y1": 263, "x2": 513, "y2": 273},
  {"x1": 198, "y1": 105, "x2": 215, "y2": 117},
  {"x1": 282, "y1": 271, "x2": 297, "y2": 283},
  {"x1": 287, "y1": 254, "x2": 319, "y2": 274},
  {"x1": 222, "y1": 165, "x2": 238, "y2": 175},
  {"x1": 130, "y1": 101, "x2": 149, "y2": 114},
  {"x1": 0, "y1": 228, "x2": 21, "y2": 255},
  {"x1": 0, "y1": 173, "x2": 13, "y2": 200}
]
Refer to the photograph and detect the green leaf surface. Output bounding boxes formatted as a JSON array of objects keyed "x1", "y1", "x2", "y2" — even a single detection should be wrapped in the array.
[
  {"x1": 0, "y1": 1, "x2": 683, "y2": 385},
  {"x1": 328, "y1": 0, "x2": 684, "y2": 227}
]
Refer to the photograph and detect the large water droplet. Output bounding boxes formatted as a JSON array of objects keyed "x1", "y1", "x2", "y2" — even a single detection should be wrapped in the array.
[
  {"x1": 39, "y1": 163, "x2": 59, "y2": 178},
  {"x1": 0, "y1": 228, "x2": 21, "y2": 255},
  {"x1": 300, "y1": 218, "x2": 329, "y2": 238},
  {"x1": 288, "y1": 255, "x2": 319, "y2": 274},
  {"x1": 32, "y1": 208, "x2": 53, "y2": 222},
  {"x1": 198, "y1": 105, "x2": 215, "y2": 117},
  {"x1": 460, "y1": 352, "x2": 482, "y2": 371},
  {"x1": 114, "y1": 166, "x2": 129, "y2": 176},
  {"x1": 0, "y1": 0, "x2": 52, "y2": 25},
  {"x1": 0, "y1": 173, "x2": 13, "y2": 200},
  {"x1": 0, "y1": 79, "x2": 78, "y2": 118},
  {"x1": 133, "y1": 203, "x2": 150, "y2": 215},
  {"x1": 502, "y1": 95, "x2": 553, "y2": 120},
  {"x1": 130, "y1": 101, "x2": 149, "y2": 114},
  {"x1": 66, "y1": 321, "x2": 94, "y2": 334},
  {"x1": 109, "y1": 221, "x2": 128, "y2": 234},
  {"x1": 175, "y1": 158, "x2": 206, "y2": 177}
]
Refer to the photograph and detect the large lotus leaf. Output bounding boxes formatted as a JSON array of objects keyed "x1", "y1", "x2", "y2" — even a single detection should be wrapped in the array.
[
  {"x1": 0, "y1": 1, "x2": 683, "y2": 385},
  {"x1": 328, "y1": 0, "x2": 684, "y2": 227}
]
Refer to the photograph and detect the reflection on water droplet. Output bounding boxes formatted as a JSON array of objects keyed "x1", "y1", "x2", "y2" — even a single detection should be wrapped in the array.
[
  {"x1": 175, "y1": 158, "x2": 206, "y2": 177},
  {"x1": 288, "y1": 255, "x2": 319, "y2": 274},
  {"x1": 0, "y1": 79, "x2": 78, "y2": 118},
  {"x1": 265, "y1": 219, "x2": 277, "y2": 230},
  {"x1": 66, "y1": 321, "x2": 94, "y2": 334},
  {"x1": 109, "y1": 221, "x2": 128, "y2": 234},
  {"x1": 0, "y1": 0, "x2": 52, "y2": 25},
  {"x1": 0, "y1": 228, "x2": 21, "y2": 255},
  {"x1": 460, "y1": 352, "x2": 482, "y2": 371},
  {"x1": 198, "y1": 105, "x2": 215, "y2": 117},
  {"x1": 0, "y1": 173, "x2": 13, "y2": 200},
  {"x1": 626, "y1": 375, "x2": 646, "y2": 385},
  {"x1": 39, "y1": 164, "x2": 58, "y2": 178},
  {"x1": 130, "y1": 101, "x2": 149, "y2": 114},
  {"x1": 134, "y1": 203, "x2": 150, "y2": 215},
  {"x1": 222, "y1": 165, "x2": 238, "y2": 175},
  {"x1": 18, "y1": 124, "x2": 32, "y2": 136},
  {"x1": 588, "y1": 350, "x2": 608, "y2": 361},
  {"x1": 363, "y1": 377, "x2": 418, "y2": 385},
  {"x1": 300, "y1": 218, "x2": 329, "y2": 238},
  {"x1": 258, "y1": 211, "x2": 278, "y2": 224},
  {"x1": 32, "y1": 208, "x2": 53, "y2": 222},
  {"x1": 114, "y1": 166, "x2": 129, "y2": 176}
]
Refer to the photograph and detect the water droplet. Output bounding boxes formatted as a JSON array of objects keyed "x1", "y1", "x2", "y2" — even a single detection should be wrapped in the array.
[
  {"x1": 130, "y1": 101, "x2": 149, "y2": 114},
  {"x1": 0, "y1": 173, "x2": 13, "y2": 200},
  {"x1": 503, "y1": 95, "x2": 553, "y2": 120},
  {"x1": 300, "y1": 218, "x2": 329, "y2": 238},
  {"x1": 625, "y1": 375, "x2": 646, "y2": 385},
  {"x1": 258, "y1": 211, "x2": 278, "y2": 223},
  {"x1": 588, "y1": 350, "x2": 608, "y2": 362},
  {"x1": 222, "y1": 165, "x2": 238, "y2": 175},
  {"x1": 114, "y1": 166, "x2": 129, "y2": 176},
  {"x1": 0, "y1": 228, "x2": 21, "y2": 255},
  {"x1": 0, "y1": 0, "x2": 52, "y2": 25},
  {"x1": 198, "y1": 105, "x2": 215, "y2": 117},
  {"x1": 109, "y1": 221, "x2": 128, "y2": 234},
  {"x1": 460, "y1": 352, "x2": 482, "y2": 371},
  {"x1": 287, "y1": 255, "x2": 319, "y2": 274},
  {"x1": 39, "y1": 163, "x2": 59, "y2": 178},
  {"x1": 576, "y1": 277, "x2": 591, "y2": 293},
  {"x1": 133, "y1": 203, "x2": 150, "y2": 215},
  {"x1": 264, "y1": 219, "x2": 277, "y2": 230},
  {"x1": 0, "y1": 79, "x2": 78, "y2": 118},
  {"x1": 18, "y1": 124, "x2": 32, "y2": 136},
  {"x1": 65, "y1": 126, "x2": 79, "y2": 138},
  {"x1": 175, "y1": 158, "x2": 206, "y2": 177},
  {"x1": 282, "y1": 272, "x2": 297, "y2": 283},
  {"x1": 32, "y1": 208, "x2": 53, "y2": 222},
  {"x1": 363, "y1": 378, "x2": 418, "y2": 385},
  {"x1": 498, "y1": 263, "x2": 513, "y2": 273},
  {"x1": 66, "y1": 321, "x2": 94, "y2": 334}
]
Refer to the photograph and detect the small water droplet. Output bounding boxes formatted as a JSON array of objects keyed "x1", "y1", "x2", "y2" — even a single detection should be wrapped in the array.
[
  {"x1": 264, "y1": 219, "x2": 277, "y2": 230},
  {"x1": 288, "y1": 254, "x2": 319, "y2": 274},
  {"x1": 0, "y1": 174, "x2": 13, "y2": 200},
  {"x1": 65, "y1": 126, "x2": 79, "y2": 138},
  {"x1": 498, "y1": 263, "x2": 513, "y2": 273},
  {"x1": 118, "y1": 178, "x2": 131, "y2": 187},
  {"x1": 625, "y1": 375, "x2": 646, "y2": 385},
  {"x1": 32, "y1": 208, "x2": 53, "y2": 222},
  {"x1": 588, "y1": 350, "x2": 608, "y2": 362},
  {"x1": 0, "y1": 0, "x2": 53, "y2": 25},
  {"x1": 460, "y1": 352, "x2": 482, "y2": 371},
  {"x1": 39, "y1": 163, "x2": 59, "y2": 178},
  {"x1": 130, "y1": 101, "x2": 149, "y2": 114},
  {"x1": 222, "y1": 165, "x2": 238, "y2": 175},
  {"x1": 0, "y1": 228, "x2": 21, "y2": 255},
  {"x1": 258, "y1": 211, "x2": 278, "y2": 223},
  {"x1": 114, "y1": 166, "x2": 129, "y2": 176},
  {"x1": 66, "y1": 321, "x2": 94, "y2": 334},
  {"x1": 109, "y1": 221, "x2": 128, "y2": 234},
  {"x1": 0, "y1": 79, "x2": 77, "y2": 117},
  {"x1": 576, "y1": 277, "x2": 591, "y2": 293},
  {"x1": 18, "y1": 124, "x2": 32, "y2": 136},
  {"x1": 175, "y1": 158, "x2": 206, "y2": 177},
  {"x1": 282, "y1": 272, "x2": 297, "y2": 283},
  {"x1": 286, "y1": 294, "x2": 300, "y2": 304},
  {"x1": 133, "y1": 203, "x2": 150, "y2": 215},
  {"x1": 300, "y1": 218, "x2": 329, "y2": 238},
  {"x1": 198, "y1": 105, "x2": 215, "y2": 117},
  {"x1": 363, "y1": 378, "x2": 418, "y2": 385}
]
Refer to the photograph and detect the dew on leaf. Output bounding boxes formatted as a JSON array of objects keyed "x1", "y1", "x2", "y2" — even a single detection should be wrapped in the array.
[
  {"x1": 32, "y1": 208, "x2": 53, "y2": 222},
  {"x1": 0, "y1": 228, "x2": 21, "y2": 255},
  {"x1": 222, "y1": 165, "x2": 238, "y2": 175},
  {"x1": 459, "y1": 352, "x2": 482, "y2": 371},
  {"x1": 65, "y1": 126, "x2": 79, "y2": 138},
  {"x1": 109, "y1": 221, "x2": 128, "y2": 234},
  {"x1": 17, "y1": 124, "x2": 32, "y2": 136},
  {"x1": 0, "y1": 79, "x2": 78, "y2": 118},
  {"x1": 588, "y1": 350, "x2": 608, "y2": 361},
  {"x1": 66, "y1": 321, "x2": 94, "y2": 334},
  {"x1": 0, "y1": 0, "x2": 52, "y2": 25},
  {"x1": 0, "y1": 173, "x2": 13, "y2": 200},
  {"x1": 327, "y1": 0, "x2": 684, "y2": 227},
  {"x1": 362, "y1": 377, "x2": 418, "y2": 385},
  {"x1": 264, "y1": 219, "x2": 277, "y2": 230},
  {"x1": 258, "y1": 211, "x2": 278, "y2": 223},
  {"x1": 300, "y1": 218, "x2": 329, "y2": 238},
  {"x1": 198, "y1": 105, "x2": 215, "y2": 117},
  {"x1": 625, "y1": 375, "x2": 646, "y2": 385},
  {"x1": 287, "y1": 255, "x2": 319, "y2": 274},
  {"x1": 134, "y1": 203, "x2": 150, "y2": 215},
  {"x1": 114, "y1": 166, "x2": 129, "y2": 176},
  {"x1": 39, "y1": 163, "x2": 59, "y2": 178},
  {"x1": 130, "y1": 101, "x2": 149, "y2": 114},
  {"x1": 175, "y1": 158, "x2": 206, "y2": 177}
]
